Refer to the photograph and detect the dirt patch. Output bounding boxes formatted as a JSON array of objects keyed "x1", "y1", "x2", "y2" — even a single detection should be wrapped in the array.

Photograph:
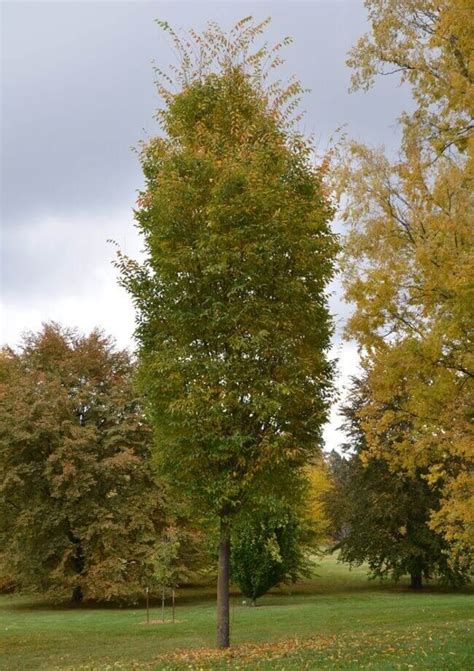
[{"x1": 139, "y1": 619, "x2": 183, "y2": 625}]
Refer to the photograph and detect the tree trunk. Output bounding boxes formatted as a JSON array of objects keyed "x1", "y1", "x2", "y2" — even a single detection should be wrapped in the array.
[
  {"x1": 217, "y1": 517, "x2": 231, "y2": 648},
  {"x1": 410, "y1": 572, "x2": 423, "y2": 589},
  {"x1": 68, "y1": 529, "x2": 84, "y2": 603},
  {"x1": 72, "y1": 585, "x2": 83, "y2": 603}
]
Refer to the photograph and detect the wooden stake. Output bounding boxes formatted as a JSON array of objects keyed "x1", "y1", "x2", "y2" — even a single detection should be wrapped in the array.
[
  {"x1": 172, "y1": 588, "x2": 175, "y2": 623},
  {"x1": 161, "y1": 587, "x2": 165, "y2": 623},
  {"x1": 146, "y1": 587, "x2": 150, "y2": 624}
]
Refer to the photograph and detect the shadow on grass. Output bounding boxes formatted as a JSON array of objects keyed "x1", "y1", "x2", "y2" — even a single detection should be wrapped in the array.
[{"x1": 4, "y1": 571, "x2": 471, "y2": 615}]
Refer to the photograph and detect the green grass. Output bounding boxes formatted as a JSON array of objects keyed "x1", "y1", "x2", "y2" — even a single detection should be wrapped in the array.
[{"x1": 0, "y1": 556, "x2": 472, "y2": 670}]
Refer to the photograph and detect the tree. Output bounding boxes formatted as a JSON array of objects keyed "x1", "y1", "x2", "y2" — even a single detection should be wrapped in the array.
[
  {"x1": 152, "y1": 516, "x2": 214, "y2": 592},
  {"x1": 325, "y1": 380, "x2": 469, "y2": 588},
  {"x1": 231, "y1": 501, "x2": 309, "y2": 605},
  {"x1": 337, "y1": 0, "x2": 474, "y2": 566},
  {"x1": 117, "y1": 18, "x2": 337, "y2": 647},
  {"x1": 0, "y1": 323, "x2": 163, "y2": 602},
  {"x1": 348, "y1": 0, "x2": 474, "y2": 155},
  {"x1": 305, "y1": 458, "x2": 334, "y2": 540}
]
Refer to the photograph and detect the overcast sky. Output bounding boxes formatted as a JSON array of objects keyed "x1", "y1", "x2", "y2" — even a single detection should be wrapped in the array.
[{"x1": 1, "y1": 1, "x2": 412, "y2": 451}]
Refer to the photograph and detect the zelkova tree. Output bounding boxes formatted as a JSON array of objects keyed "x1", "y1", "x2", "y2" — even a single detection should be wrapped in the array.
[
  {"x1": 117, "y1": 18, "x2": 337, "y2": 647},
  {"x1": 337, "y1": 0, "x2": 474, "y2": 567}
]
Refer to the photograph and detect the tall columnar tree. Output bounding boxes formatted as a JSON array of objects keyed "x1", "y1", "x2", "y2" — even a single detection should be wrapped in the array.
[
  {"x1": 337, "y1": 0, "x2": 474, "y2": 566},
  {"x1": 0, "y1": 323, "x2": 163, "y2": 602},
  {"x1": 325, "y1": 380, "x2": 470, "y2": 588},
  {"x1": 117, "y1": 18, "x2": 337, "y2": 647}
]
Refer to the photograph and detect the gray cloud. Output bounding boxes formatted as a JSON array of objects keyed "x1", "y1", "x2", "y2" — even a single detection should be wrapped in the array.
[
  {"x1": 2, "y1": 2, "x2": 159, "y2": 227},
  {"x1": 1, "y1": 208, "x2": 143, "y2": 303},
  {"x1": 2, "y1": 1, "x2": 411, "y2": 227}
]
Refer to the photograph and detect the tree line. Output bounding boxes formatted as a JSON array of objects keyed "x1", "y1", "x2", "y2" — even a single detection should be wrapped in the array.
[{"x1": 1, "y1": 1, "x2": 472, "y2": 650}]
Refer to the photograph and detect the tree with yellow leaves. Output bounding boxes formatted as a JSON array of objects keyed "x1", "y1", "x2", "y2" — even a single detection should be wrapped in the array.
[
  {"x1": 348, "y1": 0, "x2": 473, "y2": 155},
  {"x1": 338, "y1": 0, "x2": 473, "y2": 568},
  {"x1": 305, "y1": 459, "x2": 333, "y2": 540}
]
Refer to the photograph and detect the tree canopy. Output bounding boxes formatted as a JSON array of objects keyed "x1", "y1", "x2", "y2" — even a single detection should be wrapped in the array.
[
  {"x1": 231, "y1": 501, "x2": 309, "y2": 604},
  {"x1": 326, "y1": 380, "x2": 470, "y2": 588},
  {"x1": 348, "y1": 0, "x2": 474, "y2": 155},
  {"x1": 0, "y1": 324, "x2": 163, "y2": 602},
  {"x1": 337, "y1": 0, "x2": 474, "y2": 567}
]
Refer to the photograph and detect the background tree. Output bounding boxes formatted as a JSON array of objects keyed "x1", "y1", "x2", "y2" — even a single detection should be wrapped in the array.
[
  {"x1": 152, "y1": 515, "x2": 214, "y2": 593},
  {"x1": 230, "y1": 500, "x2": 311, "y2": 605},
  {"x1": 326, "y1": 379, "x2": 469, "y2": 588},
  {"x1": 336, "y1": 0, "x2": 473, "y2": 567},
  {"x1": 305, "y1": 458, "x2": 333, "y2": 540},
  {"x1": 117, "y1": 18, "x2": 337, "y2": 647},
  {"x1": 0, "y1": 323, "x2": 163, "y2": 602}
]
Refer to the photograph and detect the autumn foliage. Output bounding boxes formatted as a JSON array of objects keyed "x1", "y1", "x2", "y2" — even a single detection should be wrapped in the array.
[
  {"x1": 338, "y1": 0, "x2": 474, "y2": 570},
  {"x1": 0, "y1": 324, "x2": 163, "y2": 602}
]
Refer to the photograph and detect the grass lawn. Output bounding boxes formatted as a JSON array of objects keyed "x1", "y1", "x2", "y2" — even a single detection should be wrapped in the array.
[{"x1": 0, "y1": 555, "x2": 472, "y2": 670}]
